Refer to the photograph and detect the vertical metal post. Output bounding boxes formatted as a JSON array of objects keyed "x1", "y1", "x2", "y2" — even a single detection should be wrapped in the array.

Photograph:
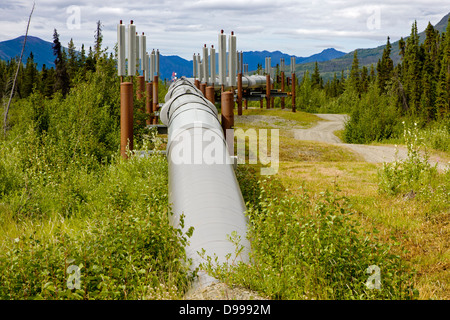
[
  {"x1": 150, "y1": 49, "x2": 156, "y2": 83},
  {"x1": 292, "y1": 73, "x2": 296, "y2": 113},
  {"x1": 218, "y1": 30, "x2": 227, "y2": 88},
  {"x1": 210, "y1": 45, "x2": 216, "y2": 87},
  {"x1": 137, "y1": 75, "x2": 145, "y2": 100},
  {"x1": 156, "y1": 49, "x2": 160, "y2": 78},
  {"x1": 281, "y1": 71, "x2": 285, "y2": 109},
  {"x1": 197, "y1": 54, "x2": 202, "y2": 87},
  {"x1": 206, "y1": 86, "x2": 215, "y2": 105},
  {"x1": 290, "y1": 56, "x2": 296, "y2": 112},
  {"x1": 193, "y1": 53, "x2": 198, "y2": 81},
  {"x1": 146, "y1": 81, "x2": 152, "y2": 125},
  {"x1": 117, "y1": 21, "x2": 126, "y2": 78},
  {"x1": 121, "y1": 82, "x2": 133, "y2": 159},
  {"x1": 200, "y1": 83, "x2": 206, "y2": 96},
  {"x1": 221, "y1": 91, "x2": 234, "y2": 139},
  {"x1": 153, "y1": 75, "x2": 159, "y2": 124},
  {"x1": 202, "y1": 44, "x2": 209, "y2": 86},
  {"x1": 266, "y1": 74, "x2": 271, "y2": 109},
  {"x1": 228, "y1": 31, "x2": 237, "y2": 89},
  {"x1": 237, "y1": 72, "x2": 243, "y2": 115},
  {"x1": 145, "y1": 52, "x2": 150, "y2": 82},
  {"x1": 127, "y1": 21, "x2": 136, "y2": 77}
]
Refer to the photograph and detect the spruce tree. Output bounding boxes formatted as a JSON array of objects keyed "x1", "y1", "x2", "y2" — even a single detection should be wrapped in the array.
[
  {"x1": 52, "y1": 29, "x2": 70, "y2": 96},
  {"x1": 420, "y1": 23, "x2": 439, "y2": 120},
  {"x1": 67, "y1": 38, "x2": 78, "y2": 83},
  {"x1": 85, "y1": 46, "x2": 96, "y2": 72},
  {"x1": 369, "y1": 64, "x2": 376, "y2": 83},
  {"x1": 23, "y1": 52, "x2": 38, "y2": 97},
  {"x1": 311, "y1": 61, "x2": 322, "y2": 89},
  {"x1": 404, "y1": 21, "x2": 423, "y2": 116},
  {"x1": 94, "y1": 20, "x2": 103, "y2": 61},
  {"x1": 348, "y1": 50, "x2": 360, "y2": 93},
  {"x1": 377, "y1": 37, "x2": 394, "y2": 93},
  {"x1": 42, "y1": 65, "x2": 55, "y2": 98},
  {"x1": 360, "y1": 66, "x2": 369, "y2": 93},
  {"x1": 435, "y1": 17, "x2": 450, "y2": 119}
]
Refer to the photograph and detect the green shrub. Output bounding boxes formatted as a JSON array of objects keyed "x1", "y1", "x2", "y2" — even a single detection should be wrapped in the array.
[
  {"x1": 343, "y1": 85, "x2": 401, "y2": 144},
  {"x1": 417, "y1": 123, "x2": 450, "y2": 152},
  {"x1": 378, "y1": 121, "x2": 449, "y2": 213},
  {"x1": 0, "y1": 151, "x2": 192, "y2": 299},
  {"x1": 0, "y1": 61, "x2": 189, "y2": 299}
]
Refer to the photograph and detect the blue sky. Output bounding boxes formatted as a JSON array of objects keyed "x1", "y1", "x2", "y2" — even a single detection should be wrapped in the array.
[{"x1": 0, "y1": 1, "x2": 448, "y2": 59}]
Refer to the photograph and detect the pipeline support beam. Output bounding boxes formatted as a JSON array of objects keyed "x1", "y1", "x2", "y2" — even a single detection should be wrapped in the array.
[{"x1": 120, "y1": 82, "x2": 133, "y2": 159}]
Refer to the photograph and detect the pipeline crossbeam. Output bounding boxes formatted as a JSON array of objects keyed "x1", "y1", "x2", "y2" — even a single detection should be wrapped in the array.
[
  {"x1": 187, "y1": 74, "x2": 273, "y2": 92},
  {"x1": 160, "y1": 77, "x2": 251, "y2": 293}
]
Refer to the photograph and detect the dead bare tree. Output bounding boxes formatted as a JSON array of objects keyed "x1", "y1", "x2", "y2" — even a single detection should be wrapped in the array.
[{"x1": 3, "y1": 2, "x2": 35, "y2": 137}]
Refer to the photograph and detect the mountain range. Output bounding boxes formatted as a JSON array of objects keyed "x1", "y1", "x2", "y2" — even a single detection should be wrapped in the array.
[
  {"x1": 0, "y1": 12, "x2": 448, "y2": 82},
  {"x1": 296, "y1": 12, "x2": 449, "y2": 80},
  {"x1": 0, "y1": 36, "x2": 345, "y2": 81}
]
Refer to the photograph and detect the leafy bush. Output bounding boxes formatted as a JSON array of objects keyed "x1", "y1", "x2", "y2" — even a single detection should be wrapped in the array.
[
  {"x1": 0, "y1": 61, "x2": 188, "y2": 299},
  {"x1": 0, "y1": 150, "x2": 193, "y2": 299},
  {"x1": 344, "y1": 85, "x2": 400, "y2": 144},
  {"x1": 320, "y1": 88, "x2": 359, "y2": 114},
  {"x1": 378, "y1": 121, "x2": 449, "y2": 213}
]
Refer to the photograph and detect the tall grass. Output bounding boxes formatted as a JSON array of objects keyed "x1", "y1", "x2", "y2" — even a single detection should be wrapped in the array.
[
  {"x1": 378, "y1": 121, "x2": 449, "y2": 214},
  {"x1": 0, "y1": 64, "x2": 190, "y2": 299},
  {"x1": 200, "y1": 166, "x2": 418, "y2": 300}
]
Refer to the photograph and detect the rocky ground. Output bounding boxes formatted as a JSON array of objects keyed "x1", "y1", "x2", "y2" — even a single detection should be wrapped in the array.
[{"x1": 184, "y1": 282, "x2": 269, "y2": 300}]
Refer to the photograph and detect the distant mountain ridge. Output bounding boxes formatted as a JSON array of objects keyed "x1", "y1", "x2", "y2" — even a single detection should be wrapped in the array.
[
  {"x1": 0, "y1": 36, "x2": 345, "y2": 80},
  {"x1": 295, "y1": 12, "x2": 450, "y2": 81},
  {"x1": 241, "y1": 48, "x2": 346, "y2": 71},
  {"x1": 0, "y1": 36, "x2": 56, "y2": 70}
]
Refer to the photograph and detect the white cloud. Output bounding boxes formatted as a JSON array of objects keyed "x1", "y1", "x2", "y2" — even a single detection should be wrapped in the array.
[{"x1": 0, "y1": 1, "x2": 448, "y2": 59}]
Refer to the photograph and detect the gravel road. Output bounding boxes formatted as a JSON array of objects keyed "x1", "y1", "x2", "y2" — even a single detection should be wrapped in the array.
[{"x1": 293, "y1": 114, "x2": 448, "y2": 171}]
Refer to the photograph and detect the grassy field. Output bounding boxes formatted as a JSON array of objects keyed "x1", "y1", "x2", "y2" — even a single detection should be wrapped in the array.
[
  {"x1": 227, "y1": 107, "x2": 449, "y2": 300},
  {"x1": 1, "y1": 97, "x2": 447, "y2": 299}
]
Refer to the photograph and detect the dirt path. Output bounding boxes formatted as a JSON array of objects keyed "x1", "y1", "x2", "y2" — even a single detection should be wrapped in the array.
[{"x1": 293, "y1": 114, "x2": 449, "y2": 171}]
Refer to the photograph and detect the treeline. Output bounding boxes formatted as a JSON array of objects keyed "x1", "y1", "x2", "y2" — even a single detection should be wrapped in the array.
[
  {"x1": 281, "y1": 17, "x2": 450, "y2": 147},
  {"x1": 0, "y1": 21, "x2": 111, "y2": 100}
]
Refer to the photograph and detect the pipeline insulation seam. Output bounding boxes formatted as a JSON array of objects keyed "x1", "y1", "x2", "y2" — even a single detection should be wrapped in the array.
[
  {"x1": 166, "y1": 103, "x2": 219, "y2": 128},
  {"x1": 166, "y1": 79, "x2": 201, "y2": 99},
  {"x1": 164, "y1": 85, "x2": 214, "y2": 111},
  {"x1": 161, "y1": 92, "x2": 216, "y2": 123}
]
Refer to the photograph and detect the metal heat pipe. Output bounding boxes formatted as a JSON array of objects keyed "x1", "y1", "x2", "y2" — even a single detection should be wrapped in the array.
[{"x1": 160, "y1": 77, "x2": 251, "y2": 293}]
